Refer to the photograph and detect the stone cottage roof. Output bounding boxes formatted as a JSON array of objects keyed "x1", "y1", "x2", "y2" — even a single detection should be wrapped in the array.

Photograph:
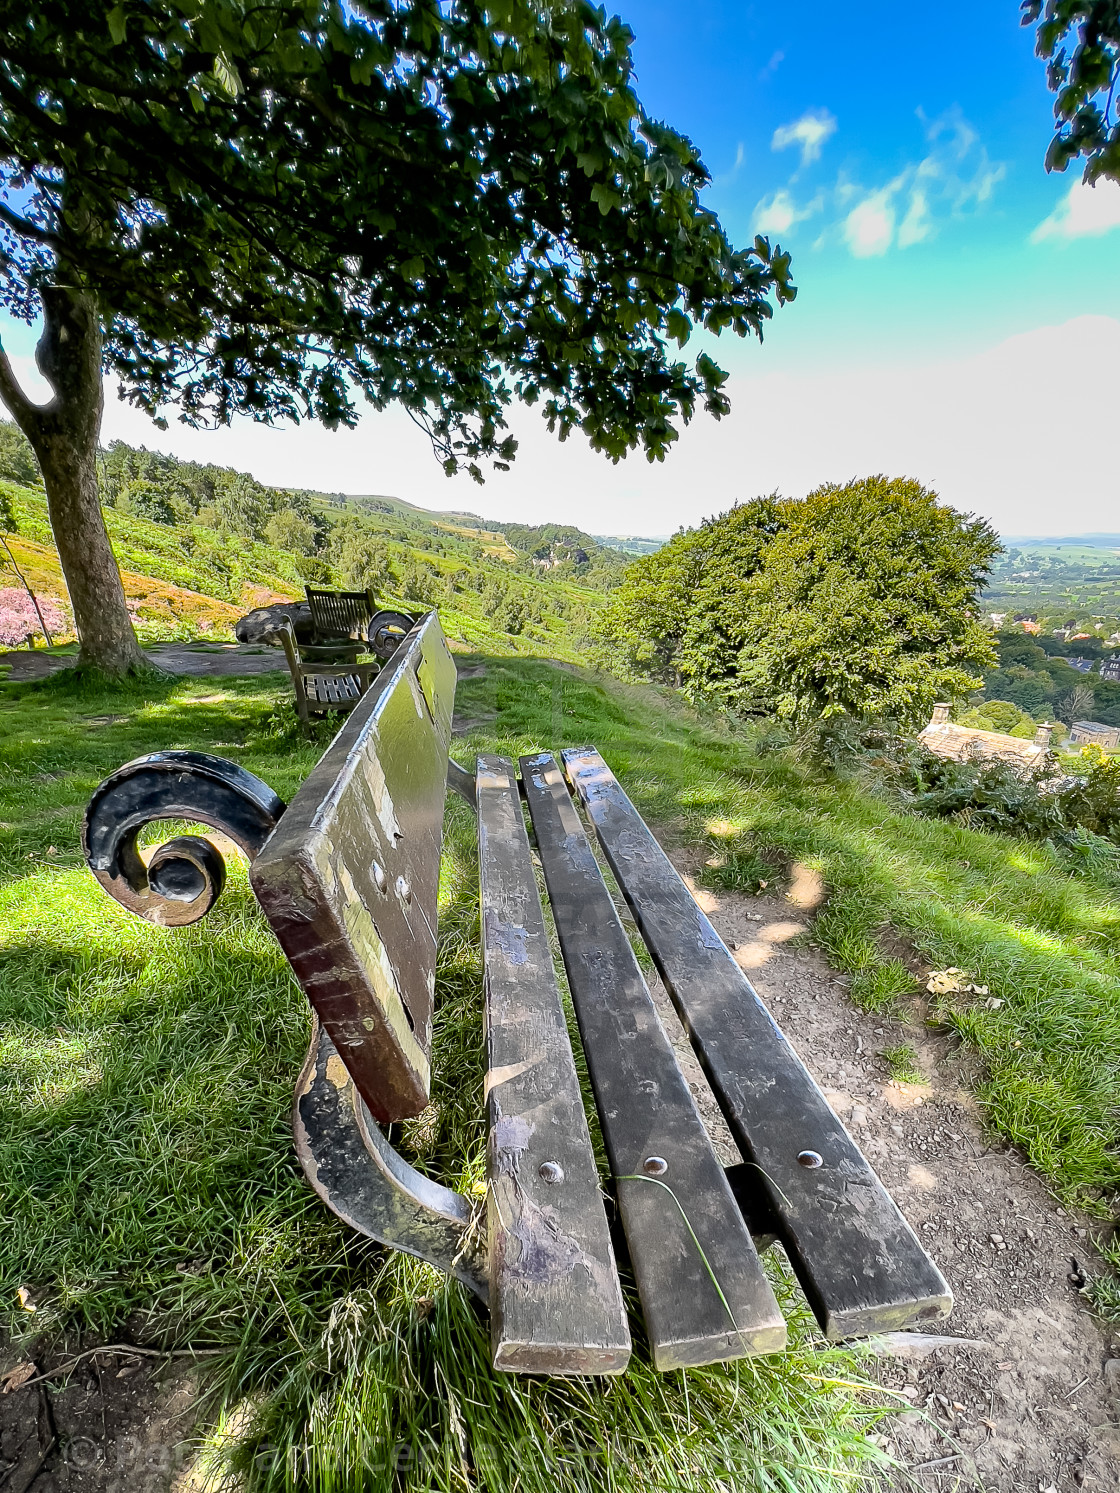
[{"x1": 918, "y1": 704, "x2": 1052, "y2": 772}]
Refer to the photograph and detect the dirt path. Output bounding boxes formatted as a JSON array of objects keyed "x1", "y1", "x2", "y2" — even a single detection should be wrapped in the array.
[
  {"x1": 0, "y1": 641, "x2": 288, "y2": 682},
  {"x1": 657, "y1": 844, "x2": 1120, "y2": 1492}
]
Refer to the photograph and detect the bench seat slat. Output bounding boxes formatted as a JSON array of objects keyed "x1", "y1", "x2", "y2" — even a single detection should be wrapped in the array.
[
  {"x1": 521, "y1": 753, "x2": 786, "y2": 1369},
  {"x1": 563, "y1": 747, "x2": 953, "y2": 1341},
  {"x1": 477, "y1": 754, "x2": 631, "y2": 1375}
]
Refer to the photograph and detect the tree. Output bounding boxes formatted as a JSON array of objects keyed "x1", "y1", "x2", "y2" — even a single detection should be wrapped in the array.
[
  {"x1": 329, "y1": 518, "x2": 392, "y2": 592},
  {"x1": 1022, "y1": 1, "x2": 1120, "y2": 182},
  {"x1": 594, "y1": 526, "x2": 710, "y2": 684},
  {"x1": 264, "y1": 508, "x2": 317, "y2": 558},
  {"x1": 0, "y1": 1, "x2": 795, "y2": 674},
  {"x1": 599, "y1": 476, "x2": 1000, "y2": 727},
  {"x1": 0, "y1": 418, "x2": 38, "y2": 486},
  {"x1": 1057, "y1": 681, "x2": 1096, "y2": 723}
]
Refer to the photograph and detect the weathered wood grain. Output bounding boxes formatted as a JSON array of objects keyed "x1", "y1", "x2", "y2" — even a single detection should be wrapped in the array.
[
  {"x1": 521, "y1": 752, "x2": 787, "y2": 1369},
  {"x1": 252, "y1": 613, "x2": 454, "y2": 1121},
  {"x1": 563, "y1": 746, "x2": 953, "y2": 1340},
  {"x1": 478, "y1": 754, "x2": 631, "y2": 1374}
]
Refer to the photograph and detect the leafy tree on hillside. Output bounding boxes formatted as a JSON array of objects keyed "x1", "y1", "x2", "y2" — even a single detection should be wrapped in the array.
[
  {"x1": 0, "y1": 1, "x2": 794, "y2": 675},
  {"x1": 1022, "y1": 1, "x2": 1120, "y2": 181},
  {"x1": 0, "y1": 419, "x2": 38, "y2": 487},
  {"x1": 329, "y1": 519, "x2": 392, "y2": 594},
  {"x1": 264, "y1": 509, "x2": 317, "y2": 560},
  {"x1": 596, "y1": 526, "x2": 710, "y2": 683},
  {"x1": 601, "y1": 476, "x2": 999, "y2": 726}
]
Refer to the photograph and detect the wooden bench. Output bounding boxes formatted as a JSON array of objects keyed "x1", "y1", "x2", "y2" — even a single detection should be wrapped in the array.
[
  {"x1": 275, "y1": 608, "x2": 416, "y2": 726},
  {"x1": 82, "y1": 612, "x2": 951, "y2": 1374},
  {"x1": 304, "y1": 586, "x2": 377, "y2": 645}
]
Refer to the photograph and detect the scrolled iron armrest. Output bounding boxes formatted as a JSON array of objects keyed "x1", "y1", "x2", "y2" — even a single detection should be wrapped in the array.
[{"x1": 81, "y1": 750, "x2": 286, "y2": 926}]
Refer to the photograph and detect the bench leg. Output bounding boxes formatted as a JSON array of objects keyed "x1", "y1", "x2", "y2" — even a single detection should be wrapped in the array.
[{"x1": 293, "y1": 1022, "x2": 489, "y2": 1303}]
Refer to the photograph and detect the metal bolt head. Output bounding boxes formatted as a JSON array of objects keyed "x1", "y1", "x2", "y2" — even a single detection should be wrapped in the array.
[
  {"x1": 642, "y1": 1155, "x2": 668, "y2": 1177},
  {"x1": 797, "y1": 1149, "x2": 824, "y2": 1169},
  {"x1": 538, "y1": 1161, "x2": 564, "y2": 1185}
]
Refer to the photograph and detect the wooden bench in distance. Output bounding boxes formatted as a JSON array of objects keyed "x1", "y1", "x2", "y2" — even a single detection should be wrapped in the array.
[{"x1": 82, "y1": 613, "x2": 951, "y2": 1373}]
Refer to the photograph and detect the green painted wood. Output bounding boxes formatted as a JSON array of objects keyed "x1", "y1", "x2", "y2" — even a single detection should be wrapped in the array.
[
  {"x1": 521, "y1": 752, "x2": 786, "y2": 1369},
  {"x1": 563, "y1": 746, "x2": 953, "y2": 1341},
  {"x1": 477, "y1": 754, "x2": 630, "y2": 1374}
]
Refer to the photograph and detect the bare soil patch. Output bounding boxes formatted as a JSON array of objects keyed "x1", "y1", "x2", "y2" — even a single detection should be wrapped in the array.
[
  {"x1": 658, "y1": 842, "x2": 1120, "y2": 1492},
  {"x1": 0, "y1": 1347, "x2": 204, "y2": 1492}
]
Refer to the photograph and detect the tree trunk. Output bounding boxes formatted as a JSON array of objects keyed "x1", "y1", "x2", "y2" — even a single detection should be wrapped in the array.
[{"x1": 0, "y1": 286, "x2": 147, "y2": 675}]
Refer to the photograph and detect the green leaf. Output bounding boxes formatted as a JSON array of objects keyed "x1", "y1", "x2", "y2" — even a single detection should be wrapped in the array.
[
  {"x1": 212, "y1": 51, "x2": 242, "y2": 97},
  {"x1": 590, "y1": 182, "x2": 621, "y2": 215},
  {"x1": 106, "y1": 5, "x2": 127, "y2": 44}
]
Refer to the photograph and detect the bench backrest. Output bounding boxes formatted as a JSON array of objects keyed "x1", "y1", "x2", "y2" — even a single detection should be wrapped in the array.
[
  {"x1": 305, "y1": 587, "x2": 376, "y2": 641},
  {"x1": 251, "y1": 612, "x2": 456, "y2": 1121}
]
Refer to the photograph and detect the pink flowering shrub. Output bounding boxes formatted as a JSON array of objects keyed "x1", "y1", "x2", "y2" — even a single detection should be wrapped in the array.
[{"x1": 0, "y1": 587, "x2": 67, "y2": 647}]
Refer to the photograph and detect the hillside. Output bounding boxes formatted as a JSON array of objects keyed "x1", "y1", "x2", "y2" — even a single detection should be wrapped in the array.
[
  {"x1": 0, "y1": 422, "x2": 636, "y2": 662},
  {"x1": 982, "y1": 534, "x2": 1120, "y2": 635}
]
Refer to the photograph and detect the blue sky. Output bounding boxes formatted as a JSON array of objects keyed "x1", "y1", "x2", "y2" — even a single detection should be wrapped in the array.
[
  {"x1": 626, "y1": 0, "x2": 1120, "y2": 372},
  {"x1": 2, "y1": 1, "x2": 1119, "y2": 536}
]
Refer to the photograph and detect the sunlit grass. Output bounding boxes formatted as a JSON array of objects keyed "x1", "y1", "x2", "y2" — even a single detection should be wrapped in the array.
[
  {"x1": 0, "y1": 663, "x2": 891, "y2": 1491},
  {"x1": 3, "y1": 650, "x2": 1119, "y2": 1482}
]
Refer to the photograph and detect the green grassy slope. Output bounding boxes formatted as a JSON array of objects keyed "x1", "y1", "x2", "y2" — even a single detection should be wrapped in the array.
[
  {"x1": 0, "y1": 664, "x2": 884, "y2": 1493},
  {"x1": 1, "y1": 479, "x2": 614, "y2": 662}
]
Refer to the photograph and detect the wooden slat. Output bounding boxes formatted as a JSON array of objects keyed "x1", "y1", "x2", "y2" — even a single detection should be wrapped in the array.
[
  {"x1": 477, "y1": 754, "x2": 631, "y2": 1375},
  {"x1": 521, "y1": 753, "x2": 786, "y2": 1369},
  {"x1": 563, "y1": 747, "x2": 953, "y2": 1340},
  {"x1": 251, "y1": 613, "x2": 450, "y2": 1122}
]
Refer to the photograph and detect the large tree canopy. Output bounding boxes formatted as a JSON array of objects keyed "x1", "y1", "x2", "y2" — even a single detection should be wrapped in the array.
[
  {"x1": 0, "y1": 1, "x2": 795, "y2": 672},
  {"x1": 1022, "y1": 1, "x2": 1120, "y2": 182},
  {"x1": 598, "y1": 477, "x2": 1000, "y2": 727}
]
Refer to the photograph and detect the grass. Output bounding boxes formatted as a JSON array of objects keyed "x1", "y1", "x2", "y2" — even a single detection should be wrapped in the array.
[
  {"x1": 878, "y1": 1045, "x2": 924, "y2": 1085},
  {"x1": 0, "y1": 661, "x2": 887, "y2": 1491},
  {"x1": 4, "y1": 650, "x2": 1120, "y2": 1483}
]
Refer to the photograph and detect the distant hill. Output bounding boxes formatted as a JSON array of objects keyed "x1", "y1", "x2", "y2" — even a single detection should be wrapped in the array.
[
  {"x1": 0, "y1": 422, "x2": 632, "y2": 660},
  {"x1": 1002, "y1": 534, "x2": 1120, "y2": 548},
  {"x1": 594, "y1": 533, "x2": 667, "y2": 556}
]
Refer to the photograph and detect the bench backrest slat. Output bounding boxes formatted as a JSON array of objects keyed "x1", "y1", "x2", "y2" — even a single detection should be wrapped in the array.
[
  {"x1": 305, "y1": 587, "x2": 375, "y2": 642},
  {"x1": 251, "y1": 613, "x2": 455, "y2": 1121}
]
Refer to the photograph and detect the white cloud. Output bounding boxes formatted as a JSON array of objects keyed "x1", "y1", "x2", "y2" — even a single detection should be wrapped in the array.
[
  {"x1": 843, "y1": 188, "x2": 896, "y2": 257},
  {"x1": 760, "y1": 50, "x2": 785, "y2": 80},
  {"x1": 897, "y1": 189, "x2": 931, "y2": 248},
  {"x1": 753, "y1": 187, "x2": 823, "y2": 239},
  {"x1": 771, "y1": 109, "x2": 837, "y2": 168},
  {"x1": 1031, "y1": 178, "x2": 1120, "y2": 243},
  {"x1": 31, "y1": 317, "x2": 1114, "y2": 542},
  {"x1": 829, "y1": 110, "x2": 1003, "y2": 258},
  {"x1": 754, "y1": 189, "x2": 797, "y2": 235}
]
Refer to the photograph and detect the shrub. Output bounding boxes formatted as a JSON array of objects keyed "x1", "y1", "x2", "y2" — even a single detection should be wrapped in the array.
[
  {"x1": 810, "y1": 720, "x2": 1120, "y2": 848},
  {"x1": 0, "y1": 586, "x2": 67, "y2": 646}
]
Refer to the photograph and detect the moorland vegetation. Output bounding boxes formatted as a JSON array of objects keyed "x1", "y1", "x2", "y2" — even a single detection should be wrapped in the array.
[{"x1": 0, "y1": 418, "x2": 623, "y2": 659}]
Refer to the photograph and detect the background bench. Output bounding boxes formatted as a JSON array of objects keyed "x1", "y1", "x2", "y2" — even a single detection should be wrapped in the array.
[{"x1": 83, "y1": 612, "x2": 951, "y2": 1374}]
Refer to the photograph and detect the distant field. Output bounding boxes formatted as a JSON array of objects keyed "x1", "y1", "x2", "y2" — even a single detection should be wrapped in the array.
[{"x1": 984, "y1": 534, "x2": 1120, "y2": 626}]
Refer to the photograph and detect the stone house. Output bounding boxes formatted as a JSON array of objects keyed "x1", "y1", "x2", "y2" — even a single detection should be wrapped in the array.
[
  {"x1": 1069, "y1": 721, "x2": 1120, "y2": 750},
  {"x1": 918, "y1": 704, "x2": 1053, "y2": 772}
]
